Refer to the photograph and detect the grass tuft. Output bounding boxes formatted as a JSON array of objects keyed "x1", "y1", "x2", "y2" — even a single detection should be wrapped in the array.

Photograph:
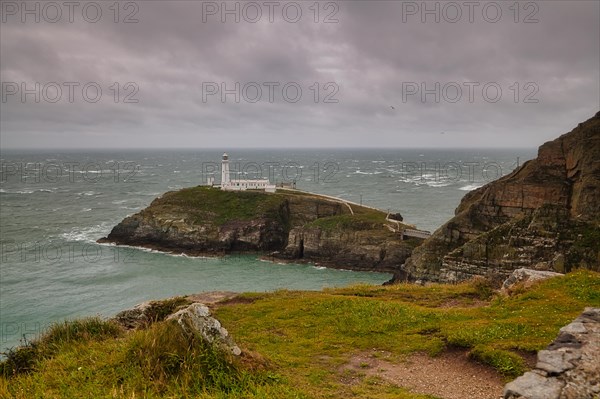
[
  {"x1": 126, "y1": 321, "x2": 245, "y2": 393},
  {"x1": 0, "y1": 317, "x2": 122, "y2": 378},
  {"x1": 469, "y1": 345, "x2": 526, "y2": 377}
]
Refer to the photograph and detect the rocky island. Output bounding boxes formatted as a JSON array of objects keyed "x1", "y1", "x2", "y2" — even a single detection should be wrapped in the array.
[
  {"x1": 99, "y1": 187, "x2": 425, "y2": 273},
  {"x1": 395, "y1": 111, "x2": 600, "y2": 284}
]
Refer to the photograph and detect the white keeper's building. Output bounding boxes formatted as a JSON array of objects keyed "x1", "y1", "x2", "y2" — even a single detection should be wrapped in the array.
[{"x1": 208, "y1": 153, "x2": 276, "y2": 192}]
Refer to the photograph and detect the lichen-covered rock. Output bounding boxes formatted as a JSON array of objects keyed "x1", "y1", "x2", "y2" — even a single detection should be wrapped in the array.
[
  {"x1": 396, "y1": 112, "x2": 600, "y2": 283},
  {"x1": 501, "y1": 268, "x2": 563, "y2": 294},
  {"x1": 503, "y1": 307, "x2": 600, "y2": 399},
  {"x1": 166, "y1": 303, "x2": 241, "y2": 356}
]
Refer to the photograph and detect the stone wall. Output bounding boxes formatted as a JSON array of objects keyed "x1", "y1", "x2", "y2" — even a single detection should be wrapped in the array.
[{"x1": 503, "y1": 307, "x2": 600, "y2": 399}]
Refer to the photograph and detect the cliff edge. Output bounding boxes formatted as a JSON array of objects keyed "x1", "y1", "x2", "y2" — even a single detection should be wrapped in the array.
[{"x1": 396, "y1": 111, "x2": 600, "y2": 283}]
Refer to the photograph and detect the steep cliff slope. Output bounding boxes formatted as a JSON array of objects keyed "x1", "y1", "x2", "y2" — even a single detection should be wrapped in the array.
[
  {"x1": 397, "y1": 111, "x2": 600, "y2": 283},
  {"x1": 99, "y1": 187, "x2": 422, "y2": 272}
]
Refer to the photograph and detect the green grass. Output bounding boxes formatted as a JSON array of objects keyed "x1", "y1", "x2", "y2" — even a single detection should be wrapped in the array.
[
  {"x1": 2, "y1": 270, "x2": 599, "y2": 399},
  {"x1": 214, "y1": 270, "x2": 600, "y2": 396},
  {"x1": 307, "y1": 204, "x2": 409, "y2": 234},
  {"x1": 157, "y1": 186, "x2": 289, "y2": 226},
  {"x1": 309, "y1": 213, "x2": 383, "y2": 231}
]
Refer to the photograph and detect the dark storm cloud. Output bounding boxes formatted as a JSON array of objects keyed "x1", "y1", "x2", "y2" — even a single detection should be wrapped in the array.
[{"x1": 1, "y1": 0, "x2": 598, "y2": 149}]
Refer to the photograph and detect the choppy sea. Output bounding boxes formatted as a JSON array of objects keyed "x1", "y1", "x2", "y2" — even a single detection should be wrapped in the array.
[{"x1": 0, "y1": 148, "x2": 536, "y2": 351}]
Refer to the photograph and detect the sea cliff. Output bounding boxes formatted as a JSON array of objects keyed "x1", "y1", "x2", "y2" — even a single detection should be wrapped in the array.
[{"x1": 395, "y1": 111, "x2": 600, "y2": 283}]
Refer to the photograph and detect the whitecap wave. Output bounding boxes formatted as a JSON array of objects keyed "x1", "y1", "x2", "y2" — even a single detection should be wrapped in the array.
[
  {"x1": 61, "y1": 222, "x2": 113, "y2": 243},
  {"x1": 78, "y1": 191, "x2": 99, "y2": 196},
  {"x1": 459, "y1": 184, "x2": 484, "y2": 191},
  {"x1": 426, "y1": 181, "x2": 452, "y2": 188},
  {"x1": 0, "y1": 188, "x2": 54, "y2": 194}
]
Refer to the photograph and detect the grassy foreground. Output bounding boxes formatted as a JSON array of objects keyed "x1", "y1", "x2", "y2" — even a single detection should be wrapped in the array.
[{"x1": 1, "y1": 270, "x2": 599, "y2": 399}]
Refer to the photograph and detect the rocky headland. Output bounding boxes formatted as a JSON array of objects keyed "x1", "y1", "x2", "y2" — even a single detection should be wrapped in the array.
[
  {"x1": 98, "y1": 188, "x2": 423, "y2": 273},
  {"x1": 394, "y1": 111, "x2": 600, "y2": 283}
]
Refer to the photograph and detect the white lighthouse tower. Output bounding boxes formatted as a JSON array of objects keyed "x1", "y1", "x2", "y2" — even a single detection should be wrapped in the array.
[
  {"x1": 217, "y1": 152, "x2": 276, "y2": 192},
  {"x1": 221, "y1": 152, "x2": 230, "y2": 187}
]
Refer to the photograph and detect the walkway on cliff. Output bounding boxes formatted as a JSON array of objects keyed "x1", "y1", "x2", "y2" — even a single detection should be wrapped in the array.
[{"x1": 277, "y1": 188, "x2": 431, "y2": 239}]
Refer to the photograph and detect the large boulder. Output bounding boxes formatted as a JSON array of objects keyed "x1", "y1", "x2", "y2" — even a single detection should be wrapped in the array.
[{"x1": 501, "y1": 268, "x2": 563, "y2": 294}]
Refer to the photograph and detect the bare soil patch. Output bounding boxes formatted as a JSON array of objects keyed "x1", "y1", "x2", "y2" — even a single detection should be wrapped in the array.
[
  {"x1": 185, "y1": 291, "x2": 239, "y2": 307},
  {"x1": 340, "y1": 348, "x2": 505, "y2": 399}
]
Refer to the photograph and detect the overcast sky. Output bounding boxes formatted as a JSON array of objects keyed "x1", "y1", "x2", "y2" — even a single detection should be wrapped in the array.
[{"x1": 1, "y1": 0, "x2": 598, "y2": 149}]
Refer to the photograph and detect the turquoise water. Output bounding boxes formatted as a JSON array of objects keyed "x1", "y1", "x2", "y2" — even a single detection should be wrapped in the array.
[{"x1": 0, "y1": 148, "x2": 535, "y2": 350}]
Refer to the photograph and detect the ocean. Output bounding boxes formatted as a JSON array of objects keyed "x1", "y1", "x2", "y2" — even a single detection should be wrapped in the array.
[{"x1": 0, "y1": 148, "x2": 536, "y2": 351}]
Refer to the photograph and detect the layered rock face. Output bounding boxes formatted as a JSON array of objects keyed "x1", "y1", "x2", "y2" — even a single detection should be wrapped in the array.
[
  {"x1": 100, "y1": 187, "x2": 422, "y2": 273},
  {"x1": 396, "y1": 112, "x2": 600, "y2": 283}
]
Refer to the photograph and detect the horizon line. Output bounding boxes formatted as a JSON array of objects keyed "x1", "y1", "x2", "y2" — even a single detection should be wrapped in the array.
[{"x1": 0, "y1": 146, "x2": 538, "y2": 152}]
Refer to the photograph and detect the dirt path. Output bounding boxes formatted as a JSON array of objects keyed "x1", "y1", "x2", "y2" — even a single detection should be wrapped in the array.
[
  {"x1": 341, "y1": 349, "x2": 505, "y2": 399},
  {"x1": 193, "y1": 292, "x2": 507, "y2": 398}
]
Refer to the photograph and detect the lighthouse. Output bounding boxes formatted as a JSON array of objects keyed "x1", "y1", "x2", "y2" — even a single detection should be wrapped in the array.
[
  {"x1": 217, "y1": 152, "x2": 276, "y2": 192},
  {"x1": 221, "y1": 152, "x2": 230, "y2": 186}
]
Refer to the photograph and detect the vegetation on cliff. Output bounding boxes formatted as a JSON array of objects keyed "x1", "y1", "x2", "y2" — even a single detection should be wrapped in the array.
[{"x1": 2, "y1": 270, "x2": 599, "y2": 398}]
